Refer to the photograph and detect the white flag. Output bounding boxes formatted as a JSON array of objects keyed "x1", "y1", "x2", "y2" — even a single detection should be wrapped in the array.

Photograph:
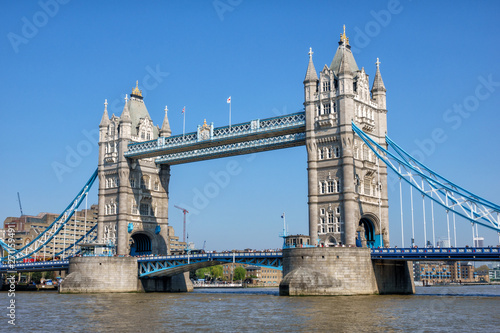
[{"x1": 227, "y1": 96, "x2": 231, "y2": 103}]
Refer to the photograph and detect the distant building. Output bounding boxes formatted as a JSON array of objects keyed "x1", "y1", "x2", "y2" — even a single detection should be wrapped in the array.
[
  {"x1": 474, "y1": 237, "x2": 484, "y2": 247},
  {"x1": 489, "y1": 266, "x2": 500, "y2": 282},
  {"x1": 436, "y1": 239, "x2": 450, "y2": 248},
  {"x1": 2, "y1": 205, "x2": 99, "y2": 258},
  {"x1": 222, "y1": 263, "x2": 282, "y2": 285},
  {"x1": 167, "y1": 226, "x2": 186, "y2": 253},
  {"x1": 413, "y1": 261, "x2": 482, "y2": 284}
]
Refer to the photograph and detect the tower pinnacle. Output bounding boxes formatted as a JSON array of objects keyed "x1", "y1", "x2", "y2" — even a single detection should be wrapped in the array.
[
  {"x1": 304, "y1": 47, "x2": 318, "y2": 82},
  {"x1": 340, "y1": 24, "x2": 349, "y2": 45},
  {"x1": 99, "y1": 99, "x2": 110, "y2": 127},
  {"x1": 371, "y1": 57, "x2": 386, "y2": 93},
  {"x1": 131, "y1": 81, "x2": 143, "y2": 99},
  {"x1": 160, "y1": 105, "x2": 172, "y2": 137}
]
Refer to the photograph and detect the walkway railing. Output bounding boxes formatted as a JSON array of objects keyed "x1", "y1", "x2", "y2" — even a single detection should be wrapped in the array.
[{"x1": 125, "y1": 112, "x2": 306, "y2": 162}]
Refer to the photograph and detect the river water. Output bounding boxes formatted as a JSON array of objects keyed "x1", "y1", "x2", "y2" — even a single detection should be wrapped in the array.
[{"x1": 1, "y1": 285, "x2": 499, "y2": 332}]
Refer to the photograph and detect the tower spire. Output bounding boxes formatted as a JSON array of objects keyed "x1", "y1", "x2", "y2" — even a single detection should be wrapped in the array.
[
  {"x1": 340, "y1": 24, "x2": 349, "y2": 46},
  {"x1": 120, "y1": 95, "x2": 132, "y2": 123},
  {"x1": 131, "y1": 80, "x2": 143, "y2": 98},
  {"x1": 304, "y1": 47, "x2": 318, "y2": 82},
  {"x1": 371, "y1": 57, "x2": 386, "y2": 93},
  {"x1": 99, "y1": 99, "x2": 110, "y2": 127},
  {"x1": 160, "y1": 105, "x2": 172, "y2": 137}
]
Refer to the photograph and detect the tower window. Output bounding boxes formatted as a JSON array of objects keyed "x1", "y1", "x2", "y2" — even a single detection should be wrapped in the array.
[
  {"x1": 334, "y1": 146, "x2": 340, "y2": 158},
  {"x1": 320, "y1": 208, "x2": 325, "y2": 215},
  {"x1": 319, "y1": 148, "x2": 324, "y2": 160},
  {"x1": 320, "y1": 182, "x2": 326, "y2": 194},
  {"x1": 323, "y1": 103, "x2": 331, "y2": 114},
  {"x1": 322, "y1": 81, "x2": 331, "y2": 92},
  {"x1": 327, "y1": 148, "x2": 333, "y2": 159},
  {"x1": 140, "y1": 203, "x2": 150, "y2": 216},
  {"x1": 328, "y1": 181, "x2": 334, "y2": 193}
]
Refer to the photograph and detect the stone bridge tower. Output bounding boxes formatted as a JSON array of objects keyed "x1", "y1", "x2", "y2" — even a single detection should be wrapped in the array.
[
  {"x1": 98, "y1": 82, "x2": 172, "y2": 255},
  {"x1": 304, "y1": 27, "x2": 390, "y2": 247}
]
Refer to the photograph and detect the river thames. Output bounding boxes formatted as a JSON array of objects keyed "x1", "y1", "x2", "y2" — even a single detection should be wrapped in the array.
[{"x1": 2, "y1": 285, "x2": 499, "y2": 332}]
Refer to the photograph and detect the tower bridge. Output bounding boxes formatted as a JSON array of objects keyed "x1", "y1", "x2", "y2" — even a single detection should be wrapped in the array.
[{"x1": 2, "y1": 27, "x2": 499, "y2": 295}]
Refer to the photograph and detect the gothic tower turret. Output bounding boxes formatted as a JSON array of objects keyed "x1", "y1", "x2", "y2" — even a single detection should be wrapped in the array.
[
  {"x1": 98, "y1": 81, "x2": 171, "y2": 255},
  {"x1": 304, "y1": 26, "x2": 390, "y2": 247}
]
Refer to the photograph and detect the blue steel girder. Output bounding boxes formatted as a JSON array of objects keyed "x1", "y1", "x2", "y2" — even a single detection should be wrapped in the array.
[
  {"x1": 138, "y1": 252, "x2": 283, "y2": 278},
  {"x1": 0, "y1": 169, "x2": 98, "y2": 261},
  {"x1": 155, "y1": 133, "x2": 305, "y2": 165},
  {"x1": 371, "y1": 247, "x2": 500, "y2": 261},
  {"x1": 125, "y1": 112, "x2": 306, "y2": 161},
  {"x1": 352, "y1": 122, "x2": 500, "y2": 233},
  {"x1": 0, "y1": 260, "x2": 69, "y2": 273}
]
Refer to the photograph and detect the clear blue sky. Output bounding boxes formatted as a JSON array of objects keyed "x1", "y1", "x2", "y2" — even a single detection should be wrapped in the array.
[{"x1": 1, "y1": 0, "x2": 499, "y2": 250}]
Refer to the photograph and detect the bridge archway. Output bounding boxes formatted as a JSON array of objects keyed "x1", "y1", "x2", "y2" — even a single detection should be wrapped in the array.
[
  {"x1": 130, "y1": 232, "x2": 152, "y2": 256},
  {"x1": 359, "y1": 216, "x2": 378, "y2": 248},
  {"x1": 326, "y1": 236, "x2": 337, "y2": 247}
]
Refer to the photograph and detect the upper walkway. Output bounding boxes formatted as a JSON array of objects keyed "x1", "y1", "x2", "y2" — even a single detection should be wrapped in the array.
[{"x1": 124, "y1": 112, "x2": 306, "y2": 164}]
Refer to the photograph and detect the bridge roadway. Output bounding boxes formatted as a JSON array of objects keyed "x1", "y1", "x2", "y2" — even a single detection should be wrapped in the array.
[{"x1": 2, "y1": 248, "x2": 499, "y2": 275}]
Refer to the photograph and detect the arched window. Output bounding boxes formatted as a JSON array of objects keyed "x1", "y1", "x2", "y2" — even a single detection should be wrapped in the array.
[
  {"x1": 334, "y1": 146, "x2": 340, "y2": 158},
  {"x1": 328, "y1": 147, "x2": 333, "y2": 159},
  {"x1": 336, "y1": 179, "x2": 341, "y2": 193}
]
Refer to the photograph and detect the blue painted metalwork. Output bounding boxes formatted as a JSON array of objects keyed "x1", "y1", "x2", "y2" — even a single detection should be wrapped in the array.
[
  {"x1": 138, "y1": 252, "x2": 283, "y2": 278},
  {"x1": 352, "y1": 122, "x2": 500, "y2": 233},
  {"x1": 155, "y1": 133, "x2": 306, "y2": 165},
  {"x1": 124, "y1": 112, "x2": 306, "y2": 162},
  {"x1": 0, "y1": 169, "x2": 98, "y2": 261},
  {"x1": 53, "y1": 224, "x2": 98, "y2": 258},
  {"x1": 371, "y1": 247, "x2": 500, "y2": 261},
  {"x1": 0, "y1": 260, "x2": 69, "y2": 273},
  {"x1": 3, "y1": 247, "x2": 499, "y2": 274}
]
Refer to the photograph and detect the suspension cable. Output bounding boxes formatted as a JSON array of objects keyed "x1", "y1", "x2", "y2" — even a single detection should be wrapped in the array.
[
  {"x1": 446, "y1": 192, "x2": 451, "y2": 247},
  {"x1": 411, "y1": 186, "x2": 415, "y2": 247},
  {"x1": 399, "y1": 165, "x2": 404, "y2": 248}
]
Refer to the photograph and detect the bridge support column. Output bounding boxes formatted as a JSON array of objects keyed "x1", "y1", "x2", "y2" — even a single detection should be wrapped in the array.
[
  {"x1": 279, "y1": 248, "x2": 414, "y2": 296},
  {"x1": 60, "y1": 256, "x2": 140, "y2": 293},
  {"x1": 139, "y1": 272, "x2": 193, "y2": 292}
]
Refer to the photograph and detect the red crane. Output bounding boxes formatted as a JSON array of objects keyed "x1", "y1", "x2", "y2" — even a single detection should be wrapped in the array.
[{"x1": 174, "y1": 205, "x2": 189, "y2": 243}]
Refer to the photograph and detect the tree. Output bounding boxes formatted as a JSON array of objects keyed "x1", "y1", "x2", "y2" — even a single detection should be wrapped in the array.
[
  {"x1": 31, "y1": 272, "x2": 42, "y2": 283},
  {"x1": 210, "y1": 265, "x2": 223, "y2": 279},
  {"x1": 233, "y1": 266, "x2": 246, "y2": 281},
  {"x1": 476, "y1": 265, "x2": 490, "y2": 274},
  {"x1": 195, "y1": 267, "x2": 210, "y2": 280}
]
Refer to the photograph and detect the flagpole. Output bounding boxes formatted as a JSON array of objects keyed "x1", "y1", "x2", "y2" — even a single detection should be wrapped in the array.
[
  {"x1": 229, "y1": 99, "x2": 231, "y2": 129},
  {"x1": 183, "y1": 106, "x2": 186, "y2": 138}
]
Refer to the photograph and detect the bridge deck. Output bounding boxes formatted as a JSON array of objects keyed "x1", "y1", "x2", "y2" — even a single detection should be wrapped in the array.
[{"x1": 2, "y1": 248, "x2": 498, "y2": 274}]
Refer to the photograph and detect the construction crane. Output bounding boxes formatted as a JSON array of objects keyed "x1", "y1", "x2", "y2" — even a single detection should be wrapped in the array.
[
  {"x1": 17, "y1": 192, "x2": 24, "y2": 216},
  {"x1": 173, "y1": 205, "x2": 189, "y2": 243}
]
